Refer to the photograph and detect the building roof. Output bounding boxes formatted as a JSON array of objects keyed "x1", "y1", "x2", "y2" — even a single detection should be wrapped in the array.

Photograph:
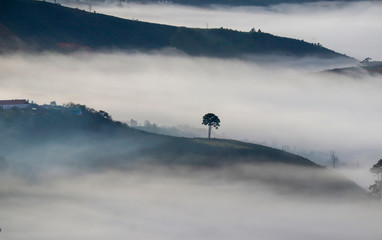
[{"x1": 0, "y1": 99, "x2": 29, "y2": 105}]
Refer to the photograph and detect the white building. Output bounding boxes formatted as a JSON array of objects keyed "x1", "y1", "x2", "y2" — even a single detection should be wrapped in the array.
[{"x1": 0, "y1": 99, "x2": 30, "y2": 109}]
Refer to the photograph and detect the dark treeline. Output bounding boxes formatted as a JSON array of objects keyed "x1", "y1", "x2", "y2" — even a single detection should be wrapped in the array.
[{"x1": 0, "y1": 103, "x2": 126, "y2": 139}]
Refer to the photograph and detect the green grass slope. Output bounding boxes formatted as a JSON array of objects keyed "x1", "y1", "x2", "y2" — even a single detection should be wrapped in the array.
[{"x1": 0, "y1": 0, "x2": 352, "y2": 59}]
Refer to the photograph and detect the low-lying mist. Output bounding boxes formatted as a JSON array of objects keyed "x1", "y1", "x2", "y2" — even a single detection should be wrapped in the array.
[
  {"x1": 0, "y1": 164, "x2": 379, "y2": 240},
  {"x1": 2, "y1": 2, "x2": 381, "y2": 239},
  {"x1": 1, "y1": 51, "x2": 381, "y2": 167},
  {"x1": 61, "y1": 0, "x2": 382, "y2": 60}
]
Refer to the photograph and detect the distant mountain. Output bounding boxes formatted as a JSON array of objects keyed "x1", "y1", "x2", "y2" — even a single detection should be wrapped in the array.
[
  {"x1": 0, "y1": 0, "x2": 353, "y2": 60},
  {"x1": 323, "y1": 61, "x2": 382, "y2": 77}
]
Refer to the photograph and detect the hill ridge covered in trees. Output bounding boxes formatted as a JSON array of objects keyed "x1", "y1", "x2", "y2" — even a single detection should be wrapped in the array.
[{"x1": 0, "y1": 0, "x2": 354, "y2": 60}]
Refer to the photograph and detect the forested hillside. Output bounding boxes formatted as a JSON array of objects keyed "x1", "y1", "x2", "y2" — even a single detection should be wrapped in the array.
[{"x1": 0, "y1": 0, "x2": 352, "y2": 59}]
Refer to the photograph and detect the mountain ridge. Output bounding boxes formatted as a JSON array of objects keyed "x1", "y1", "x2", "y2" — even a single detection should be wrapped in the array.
[{"x1": 0, "y1": 0, "x2": 354, "y2": 60}]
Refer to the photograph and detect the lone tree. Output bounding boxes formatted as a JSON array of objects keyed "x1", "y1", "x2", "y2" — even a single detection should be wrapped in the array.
[
  {"x1": 369, "y1": 159, "x2": 382, "y2": 199},
  {"x1": 202, "y1": 113, "x2": 220, "y2": 139}
]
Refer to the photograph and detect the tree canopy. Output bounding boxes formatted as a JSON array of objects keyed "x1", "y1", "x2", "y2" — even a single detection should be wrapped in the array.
[
  {"x1": 202, "y1": 113, "x2": 220, "y2": 139},
  {"x1": 370, "y1": 159, "x2": 382, "y2": 175},
  {"x1": 369, "y1": 159, "x2": 382, "y2": 199}
]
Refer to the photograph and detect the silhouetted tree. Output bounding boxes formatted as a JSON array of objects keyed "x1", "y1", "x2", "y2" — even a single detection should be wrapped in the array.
[
  {"x1": 369, "y1": 159, "x2": 382, "y2": 199},
  {"x1": 202, "y1": 113, "x2": 220, "y2": 139}
]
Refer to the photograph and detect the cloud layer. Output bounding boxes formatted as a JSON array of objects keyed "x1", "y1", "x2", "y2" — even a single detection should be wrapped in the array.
[
  {"x1": 0, "y1": 166, "x2": 379, "y2": 240},
  {"x1": 1, "y1": 52, "x2": 381, "y2": 167},
  {"x1": 1, "y1": 3, "x2": 381, "y2": 239}
]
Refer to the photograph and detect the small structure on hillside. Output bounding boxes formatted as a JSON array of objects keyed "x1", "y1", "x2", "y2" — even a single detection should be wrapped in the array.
[
  {"x1": 0, "y1": 99, "x2": 83, "y2": 115},
  {"x1": 0, "y1": 99, "x2": 30, "y2": 109}
]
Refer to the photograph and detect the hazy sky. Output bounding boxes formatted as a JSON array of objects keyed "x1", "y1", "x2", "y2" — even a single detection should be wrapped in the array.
[{"x1": 62, "y1": 1, "x2": 382, "y2": 60}]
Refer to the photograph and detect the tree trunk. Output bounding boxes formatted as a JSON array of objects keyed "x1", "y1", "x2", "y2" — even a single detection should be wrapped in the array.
[{"x1": 208, "y1": 125, "x2": 212, "y2": 139}]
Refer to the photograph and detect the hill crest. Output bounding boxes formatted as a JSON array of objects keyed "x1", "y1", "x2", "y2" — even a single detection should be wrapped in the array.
[{"x1": 0, "y1": 101, "x2": 318, "y2": 167}]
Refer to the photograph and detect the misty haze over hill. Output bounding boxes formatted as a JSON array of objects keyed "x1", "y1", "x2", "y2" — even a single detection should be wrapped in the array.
[
  {"x1": 0, "y1": 165, "x2": 379, "y2": 240},
  {"x1": 0, "y1": 104, "x2": 378, "y2": 239},
  {"x1": 1, "y1": 0, "x2": 382, "y2": 239},
  {"x1": 1, "y1": 52, "x2": 381, "y2": 167}
]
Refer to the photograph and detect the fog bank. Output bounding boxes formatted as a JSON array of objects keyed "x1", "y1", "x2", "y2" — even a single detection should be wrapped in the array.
[
  {"x1": 0, "y1": 166, "x2": 379, "y2": 240},
  {"x1": 1, "y1": 52, "x2": 381, "y2": 165}
]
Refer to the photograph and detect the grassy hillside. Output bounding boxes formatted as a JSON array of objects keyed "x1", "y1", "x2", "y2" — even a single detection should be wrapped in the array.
[
  {"x1": 0, "y1": 0, "x2": 352, "y2": 59},
  {"x1": 0, "y1": 104, "x2": 367, "y2": 197},
  {"x1": 0, "y1": 104, "x2": 318, "y2": 168}
]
